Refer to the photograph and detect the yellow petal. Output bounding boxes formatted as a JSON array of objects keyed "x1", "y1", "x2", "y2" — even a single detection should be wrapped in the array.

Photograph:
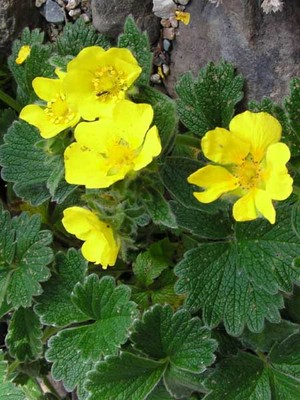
[
  {"x1": 188, "y1": 165, "x2": 238, "y2": 203},
  {"x1": 19, "y1": 104, "x2": 78, "y2": 139},
  {"x1": 254, "y1": 189, "x2": 276, "y2": 224},
  {"x1": 74, "y1": 121, "x2": 111, "y2": 152},
  {"x1": 62, "y1": 207, "x2": 100, "y2": 240},
  {"x1": 15, "y1": 45, "x2": 31, "y2": 64},
  {"x1": 232, "y1": 190, "x2": 258, "y2": 222},
  {"x1": 201, "y1": 127, "x2": 250, "y2": 165},
  {"x1": 64, "y1": 143, "x2": 115, "y2": 188},
  {"x1": 113, "y1": 101, "x2": 154, "y2": 149},
  {"x1": 175, "y1": 11, "x2": 190, "y2": 25},
  {"x1": 32, "y1": 77, "x2": 63, "y2": 101},
  {"x1": 229, "y1": 111, "x2": 282, "y2": 161},
  {"x1": 133, "y1": 126, "x2": 162, "y2": 171},
  {"x1": 67, "y1": 46, "x2": 106, "y2": 72},
  {"x1": 263, "y1": 142, "x2": 293, "y2": 200}
]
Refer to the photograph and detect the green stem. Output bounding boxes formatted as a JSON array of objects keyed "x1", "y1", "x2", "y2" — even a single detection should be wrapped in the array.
[
  {"x1": 0, "y1": 88, "x2": 21, "y2": 113},
  {"x1": 175, "y1": 134, "x2": 200, "y2": 148},
  {"x1": 257, "y1": 350, "x2": 268, "y2": 366}
]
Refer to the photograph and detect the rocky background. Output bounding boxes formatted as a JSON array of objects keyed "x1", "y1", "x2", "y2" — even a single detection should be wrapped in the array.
[{"x1": 1, "y1": 0, "x2": 300, "y2": 102}]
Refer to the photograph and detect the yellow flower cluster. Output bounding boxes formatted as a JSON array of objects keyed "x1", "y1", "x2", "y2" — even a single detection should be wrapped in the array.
[
  {"x1": 188, "y1": 111, "x2": 293, "y2": 224},
  {"x1": 19, "y1": 46, "x2": 162, "y2": 267}
]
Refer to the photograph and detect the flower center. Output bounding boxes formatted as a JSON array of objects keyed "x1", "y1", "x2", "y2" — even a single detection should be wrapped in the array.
[
  {"x1": 45, "y1": 94, "x2": 75, "y2": 124},
  {"x1": 233, "y1": 156, "x2": 262, "y2": 190},
  {"x1": 105, "y1": 138, "x2": 135, "y2": 175},
  {"x1": 93, "y1": 66, "x2": 128, "y2": 102}
]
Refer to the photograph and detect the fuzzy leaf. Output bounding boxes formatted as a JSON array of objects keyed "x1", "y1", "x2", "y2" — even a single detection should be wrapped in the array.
[
  {"x1": 86, "y1": 352, "x2": 166, "y2": 400},
  {"x1": 144, "y1": 188, "x2": 177, "y2": 229},
  {"x1": 118, "y1": 16, "x2": 152, "y2": 86},
  {"x1": 0, "y1": 207, "x2": 53, "y2": 308},
  {"x1": 133, "y1": 85, "x2": 178, "y2": 151},
  {"x1": 131, "y1": 305, "x2": 216, "y2": 373},
  {"x1": 175, "y1": 205, "x2": 300, "y2": 335},
  {"x1": 0, "y1": 121, "x2": 74, "y2": 205},
  {"x1": 6, "y1": 307, "x2": 42, "y2": 361},
  {"x1": 170, "y1": 200, "x2": 232, "y2": 240},
  {"x1": 205, "y1": 333, "x2": 300, "y2": 400},
  {"x1": 46, "y1": 275, "x2": 138, "y2": 399},
  {"x1": 0, "y1": 351, "x2": 26, "y2": 400},
  {"x1": 35, "y1": 249, "x2": 88, "y2": 327},
  {"x1": 55, "y1": 18, "x2": 110, "y2": 57},
  {"x1": 176, "y1": 62, "x2": 244, "y2": 136}
]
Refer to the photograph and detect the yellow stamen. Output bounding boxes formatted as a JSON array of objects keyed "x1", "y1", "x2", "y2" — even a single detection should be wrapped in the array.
[
  {"x1": 93, "y1": 65, "x2": 128, "y2": 102},
  {"x1": 44, "y1": 94, "x2": 75, "y2": 125}
]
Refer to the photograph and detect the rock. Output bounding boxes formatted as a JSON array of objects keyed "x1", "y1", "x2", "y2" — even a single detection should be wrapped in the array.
[
  {"x1": 91, "y1": 0, "x2": 161, "y2": 44},
  {"x1": 165, "y1": 0, "x2": 300, "y2": 103},
  {"x1": 42, "y1": 0, "x2": 65, "y2": 23},
  {"x1": 175, "y1": 0, "x2": 191, "y2": 5},
  {"x1": 0, "y1": 0, "x2": 41, "y2": 61}
]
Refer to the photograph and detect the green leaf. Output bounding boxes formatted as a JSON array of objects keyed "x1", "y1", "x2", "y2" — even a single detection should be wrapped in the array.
[
  {"x1": 0, "y1": 208, "x2": 53, "y2": 308},
  {"x1": 249, "y1": 97, "x2": 300, "y2": 157},
  {"x1": 118, "y1": 16, "x2": 152, "y2": 86},
  {"x1": 285, "y1": 78, "x2": 300, "y2": 147},
  {"x1": 241, "y1": 320, "x2": 299, "y2": 352},
  {"x1": 205, "y1": 333, "x2": 300, "y2": 400},
  {"x1": 146, "y1": 383, "x2": 174, "y2": 400},
  {"x1": 131, "y1": 305, "x2": 216, "y2": 373},
  {"x1": 175, "y1": 205, "x2": 300, "y2": 335},
  {"x1": 133, "y1": 250, "x2": 169, "y2": 287},
  {"x1": 164, "y1": 367, "x2": 207, "y2": 399},
  {"x1": 34, "y1": 249, "x2": 88, "y2": 327},
  {"x1": 132, "y1": 85, "x2": 178, "y2": 151},
  {"x1": 204, "y1": 352, "x2": 271, "y2": 400},
  {"x1": 284, "y1": 284, "x2": 300, "y2": 324},
  {"x1": 86, "y1": 352, "x2": 166, "y2": 400},
  {"x1": 55, "y1": 18, "x2": 110, "y2": 57},
  {"x1": 0, "y1": 351, "x2": 26, "y2": 400},
  {"x1": 144, "y1": 188, "x2": 177, "y2": 229},
  {"x1": 0, "y1": 109, "x2": 17, "y2": 143},
  {"x1": 6, "y1": 307, "x2": 42, "y2": 361},
  {"x1": 160, "y1": 157, "x2": 223, "y2": 214},
  {"x1": 170, "y1": 200, "x2": 232, "y2": 239},
  {"x1": 176, "y1": 61, "x2": 244, "y2": 136},
  {"x1": 0, "y1": 121, "x2": 74, "y2": 205},
  {"x1": 46, "y1": 275, "x2": 138, "y2": 399}
]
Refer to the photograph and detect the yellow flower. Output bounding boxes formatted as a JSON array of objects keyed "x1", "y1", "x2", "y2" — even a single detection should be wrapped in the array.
[
  {"x1": 188, "y1": 111, "x2": 293, "y2": 224},
  {"x1": 175, "y1": 11, "x2": 191, "y2": 25},
  {"x1": 19, "y1": 71, "x2": 80, "y2": 139},
  {"x1": 63, "y1": 46, "x2": 142, "y2": 121},
  {"x1": 62, "y1": 206, "x2": 120, "y2": 268},
  {"x1": 64, "y1": 100, "x2": 162, "y2": 188},
  {"x1": 16, "y1": 45, "x2": 31, "y2": 64}
]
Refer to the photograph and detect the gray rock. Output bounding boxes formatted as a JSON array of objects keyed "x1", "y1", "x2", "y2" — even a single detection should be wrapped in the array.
[
  {"x1": 91, "y1": 0, "x2": 161, "y2": 44},
  {"x1": 0, "y1": 0, "x2": 41, "y2": 61},
  {"x1": 165, "y1": 0, "x2": 300, "y2": 103},
  {"x1": 42, "y1": 0, "x2": 65, "y2": 23}
]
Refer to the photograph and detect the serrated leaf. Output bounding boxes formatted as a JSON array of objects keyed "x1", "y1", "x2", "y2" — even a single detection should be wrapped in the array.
[
  {"x1": 205, "y1": 333, "x2": 300, "y2": 400},
  {"x1": 204, "y1": 352, "x2": 271, "y2": 400},
  {"x1": 132, "y1": 85, "x2": 178, "y2": 151},
  {"x1": 160, "y1": 157, "x2": 224, "y2": 214},
  {"x1": 118, "y1": 16, "x2": 152, "y2": 86},
  {"x1": 133, "y1": 250, "x2": 169, "y2": 287},
  {"x1": 285, "y1": 78, "x2": 300, "y2": 147},
  {"x1": 0, "y1": 351, "x2": 26, "y2": 400},
  {"x1": 0, "y1": 208, "x2": 53, "y2": 308},
  {"x1": 55, "y1": 18, "x2": 110, "y2": 57},
  {"x1": 175, "y1": 205, "x2": 300, "y2": 335},
  {"x1": 46, "y1": 275, "x2": 138, "y2": 399},
  {"x1": 131, "y1": 305, "x2": 216, "y2": 373},
  {"x1": 144, "y1": 188, "x2": 177, "y2": 229},
  {"x1": 241, "y1": 320, "x2": 299, "y2": 352},
  {"x1": 249, "y1": 97, "x2": 300, "y2": 157},
  {"x1": 176, "y1": 62, "x2": 244, "y2": 136},
  {"x1": 170, "y1": 200, "x2": 232, "y2": 239},
  {"x1": 35, "y1": 249, "x2": 88, "y2": 327},
  {"x1": 6, "y1": 307, "x2": 42, "y2": 361},
  {"x1": 164, "y1": 367, "x2": 207, "y2": 399},
  {"x1": 146, "y1": 383, "x2": 174, "y2": 400},
  {"x1": 0, "y1": 121, "x2": 74, "y2": 205},
  {"x1": 86, "y1": 352, "x2": 166, "y2": 400}
]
